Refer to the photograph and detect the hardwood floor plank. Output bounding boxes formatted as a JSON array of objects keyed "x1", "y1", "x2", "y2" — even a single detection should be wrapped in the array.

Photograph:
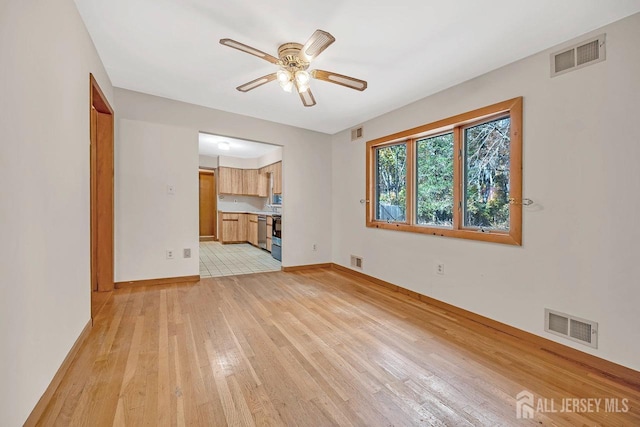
[{"x1": 33, "y1": 269, "x2": 640, "y2": 426}]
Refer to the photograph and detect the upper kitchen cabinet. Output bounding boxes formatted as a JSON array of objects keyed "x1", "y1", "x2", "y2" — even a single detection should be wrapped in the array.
[
  {"x1": 242, "y1": 169, "x2": 259, "y2": 196},
  {"x1": 273, "y1": 161, "x2": 282, "y2": 195},
  {"x1": 218, "y1": 166, "x2": 243, "y2": 195},
  {"x1": 219, "y1": 162, "x2": 280, "y2": 196},
  {"x1": 258, "y1": 172, "x2": 268, "y2": 197},
  {"x1": 219, "y1": 166, "x2": 269, "y2": 197},
  {"x1": 258, "y1": 161, "x2": 282, "y2": 195},
  {"x1": 243, "y1": 169, "x2": 268, "y2": 197}
]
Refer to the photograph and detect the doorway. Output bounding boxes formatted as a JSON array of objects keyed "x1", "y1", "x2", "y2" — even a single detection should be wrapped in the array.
[
  {"x1": 198, "y1": 133, "x2": 283, "y2": 277},
  {"x1": 199, "y1": 170, "x2": 216, "y2": 241},
  {"x1": 90, "y1": 74, "x2": 114, "y2": 320}
]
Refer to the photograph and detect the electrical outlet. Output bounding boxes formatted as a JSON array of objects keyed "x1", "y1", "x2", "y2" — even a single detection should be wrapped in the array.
[
  {"x1": 183, "y1": 248, "x2": 191, "y2": 258},
  {"x1": 166, "y1": 249, "x2": 174, "y2": 259},
  {"x1": 312, "y1": 244, "x2": 317, "y2": 251},
  {"x1": 436, "y1": 263, "x2": 445, "y2": 275}
]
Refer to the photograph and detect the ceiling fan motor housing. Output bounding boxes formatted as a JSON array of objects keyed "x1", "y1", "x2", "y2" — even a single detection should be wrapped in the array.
[{"x1": 277, "y1": 43, "x2": 309, "y2": 71}]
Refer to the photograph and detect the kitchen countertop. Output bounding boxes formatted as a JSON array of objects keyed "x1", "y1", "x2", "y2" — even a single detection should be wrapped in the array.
[{"x1": 219, "y1": 210, "x2": 280, "y2": 216}]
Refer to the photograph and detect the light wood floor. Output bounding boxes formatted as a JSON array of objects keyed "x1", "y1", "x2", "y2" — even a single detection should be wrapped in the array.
[{"x1": 37, "y1": 269, "x2": 639, "y2": 426}]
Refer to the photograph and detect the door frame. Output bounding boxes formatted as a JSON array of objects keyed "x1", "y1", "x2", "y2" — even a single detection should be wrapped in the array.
[
  {"x1": 89, "y1": 74, "x2": 114, "y2": 318},
  {"x1": 199, "y1": 169, "x2": 217, "y2": 241}
]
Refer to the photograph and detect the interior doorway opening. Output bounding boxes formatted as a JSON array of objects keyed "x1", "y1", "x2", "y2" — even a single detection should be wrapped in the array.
[{"x1": 198, "y1": 133, "x2": 283, "y2": 277}]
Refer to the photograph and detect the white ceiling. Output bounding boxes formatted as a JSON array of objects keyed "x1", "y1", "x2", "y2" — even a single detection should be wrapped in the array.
[
  {"x1": 75, "y1": 0, "x2": 640, "y2": 134},
  {"x1": 199, "y1": 133, "x2": 280, "y2": 158}
]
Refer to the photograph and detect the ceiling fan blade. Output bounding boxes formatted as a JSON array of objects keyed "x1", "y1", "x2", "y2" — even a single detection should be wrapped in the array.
[
  {"x1": 297, "y1": 86, "x2": 316, "y2": 107},
  {"x1": 220, "y1": 38, "x2": 279, "y2": 64},
  {"x1": 311, "y1": 69, "x2": 367, "y2": 91},
  {"x1": 236, "y1": 73, "x2": 277, "y2": 92},
  {"x1": 300, "y1": 30, "x2": 335, "y2": 61}
]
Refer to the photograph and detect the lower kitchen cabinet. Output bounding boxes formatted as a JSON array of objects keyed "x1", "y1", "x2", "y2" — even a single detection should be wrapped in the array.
[
  {"x1": 219, "y1": 212, "x2": 248, "y2": 243},
  {"x1": 219, "y1": 212, "x2": 273, "y2": 251},
  {"x1": 266, "y1": 216, "x2": 273, "y2": 252},
  {"x1": 248, "y1": 214, "x2": 258, "y2": 246}
]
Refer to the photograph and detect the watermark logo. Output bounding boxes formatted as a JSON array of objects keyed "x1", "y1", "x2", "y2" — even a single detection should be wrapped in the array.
[
  {"x1": 515, "y1": 390, "x2": 629, "y2": 419},
  {"x1": 516, "y1": 391, "x2": 535, "y2": 419}
]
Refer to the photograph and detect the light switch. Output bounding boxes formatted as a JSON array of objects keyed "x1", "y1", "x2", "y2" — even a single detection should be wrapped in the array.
[{"x1": 167, "y1": 184, "x2": 175, "y2": 195}]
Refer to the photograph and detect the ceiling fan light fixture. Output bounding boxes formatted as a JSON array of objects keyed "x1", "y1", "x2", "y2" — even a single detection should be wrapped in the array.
[
  {"x1": 279, "y1": 80, "x2": 294, "y2": 92},
  {"x1": 297, "y1": 82, "x2": 309, "y2": 93},
  {"x1": 295, "y1": 70, "x2": 310, "y2": 85},
  {"x1": 276, "y1": 69, "x2": 291, "y2": 84}
]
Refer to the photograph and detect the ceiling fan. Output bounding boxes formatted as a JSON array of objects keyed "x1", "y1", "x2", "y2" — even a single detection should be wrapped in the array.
[{"x1": 220, "y1": 30, "x2": 367, "y2": 107}]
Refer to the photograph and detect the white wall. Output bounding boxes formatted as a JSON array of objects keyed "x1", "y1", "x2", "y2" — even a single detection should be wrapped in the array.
[
  {"x1": 114, "y1": 89, "x2": 333, "y2": 267},
  {"x1": 0, "y1": 1, "x2": 114, "y2": 425},
  {"x1": 199, "y1": 154, "x2": 218, "y2": 169},
  {"x1": 217, "y1": 195, "x2": 267, "y2": 212},
  {"x1": 331, "y1": 13, "x2": 640, "y2": 371},
  {"x1": 115, "y1": 119, "x2": 199, "y2": 282},
  {"x1": 257, "y1": 146, "x2": 283, "y2": 168},
  {"x1": 218, "y1": 155, "x2": 259, "y2": 169}
]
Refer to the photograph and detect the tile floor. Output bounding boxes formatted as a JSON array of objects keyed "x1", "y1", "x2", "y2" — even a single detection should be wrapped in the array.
[{"x1": 199, "y1": 241, "x2": 281, "y2": 278}]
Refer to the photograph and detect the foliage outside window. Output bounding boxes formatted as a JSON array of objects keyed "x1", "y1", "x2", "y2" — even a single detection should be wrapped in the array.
[
  {"x1": 366, "y1": 97, "x2": 523, "y2": 245},
  {"x1": 416, "y1": 133, "x2": 454, "y2": 227},
  {"x1": 375, "y1": 144, "x2": 407, "y2": 222}
]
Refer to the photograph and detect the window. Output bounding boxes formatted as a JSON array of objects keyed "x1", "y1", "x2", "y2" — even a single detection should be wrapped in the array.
[
  {"x1": 366, "y1": 97, "x2": 523, "y2": 245},
  {"x1": 416, "y1": 132, "x2": 454, "y2": 227},
  {"x1": 375, "y1": 143, "x2": 407, "y2": 222}
]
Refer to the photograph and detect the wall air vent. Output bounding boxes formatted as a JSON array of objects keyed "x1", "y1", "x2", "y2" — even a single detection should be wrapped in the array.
[
  {"x1": 545, "y1": 309, "x2": 598, "y2": 348},
  {"x1": 350, "y1": 255, "x2": 363, "y2": 269},
  {"x1": 550, "y1": 34, "x2": 605, "y2": 77},
  {"x1": 351, "y1": 126, "x2": 363, "y2": 141}
]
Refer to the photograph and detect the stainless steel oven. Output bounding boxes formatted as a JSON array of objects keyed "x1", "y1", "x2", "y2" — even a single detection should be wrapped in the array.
[
  {"x1": 272, "y1": 214, "x2": 281, "y2": 238},
  {"x1": 271, "y1": 214, "x2": 281, "y2": 261}
]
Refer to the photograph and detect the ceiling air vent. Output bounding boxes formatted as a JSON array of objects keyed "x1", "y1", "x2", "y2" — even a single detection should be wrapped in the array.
[
  {"x1": 351, "y1": 126, "x2": 363, "y2": 141},
  {"x1": 550, "y1": 34, "x2": 605, "y2": 77},
  {"x1": 350, "y1": 255, "x2": 363, "y2": 269},
  {"x1": 545, "y1": 309, "x2": 598, "y2": 348}
]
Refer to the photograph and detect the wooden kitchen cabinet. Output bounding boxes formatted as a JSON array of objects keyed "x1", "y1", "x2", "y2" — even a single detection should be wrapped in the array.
[
  {"x1": 218, "y1": 167, "x2": 243, "y2": 195},
  {"x1": 258, "y1": 172, "x2": 268, "y2": 197},
  {"x1": 238, "y1": 213, "x2": 248, "y2": 241},
  {"x1": 220, "y1": 212, "x2": 240, "y2": 243},
  {"x1": 220, "y1": 212, "x2": 248, "y2": 243},
  {"x1": 258, "y1": 162, "x2": 282, "y2": 195},
  {"x1": 273, "y1": 161, "x2": 282, "y2": 195},
  {"x1": 220, "y1": 166, "x2": 270, "y2": 197},
  {"x1": 266, "y1": 216, "x2": 273, "y2": 252},
  {"x1": 248, "y1": 214, "x2": 258, "y2": 246},
  {"x1": 242, "y1": 169, "x2": 260, "y2": 196}
]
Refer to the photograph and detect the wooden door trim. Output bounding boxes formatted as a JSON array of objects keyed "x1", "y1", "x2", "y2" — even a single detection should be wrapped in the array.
[
  {"x1": 90, "y1": 74, "x2": 114, "y2": 306},
  {"x1": 90, "y1": 74, "x2": 113, "y2": 115}
]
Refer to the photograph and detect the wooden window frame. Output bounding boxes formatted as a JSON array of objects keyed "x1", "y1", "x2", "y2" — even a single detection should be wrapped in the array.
[{"x1": 366, "y1": 97, "x2": 523, "y2": 245}]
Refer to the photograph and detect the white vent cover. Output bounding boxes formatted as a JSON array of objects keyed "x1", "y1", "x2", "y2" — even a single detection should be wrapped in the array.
[
  {"x1": 350, "y1": 255, "x2": 363, "y2": 269},
  {"x1": 351, "y1": 126, "x2": 363, "y2": 141},
  {"x1": 550, "y1": 34, "x2": 605, "y2": 77},
  {"x1": 545, "y1": 309, "x2": 598, "y2": 348}
]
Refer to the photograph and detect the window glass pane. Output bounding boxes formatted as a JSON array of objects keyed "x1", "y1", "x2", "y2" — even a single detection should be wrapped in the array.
[
  {"x1": 416, "y1": 133, "x2": 454, "y2": 227},
  {"x1": 464, "y1": 116, "x2": 511, "y2": 230},
  {"x1": 375, "y1": 143, "x2": 407, "y2": 222}
]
